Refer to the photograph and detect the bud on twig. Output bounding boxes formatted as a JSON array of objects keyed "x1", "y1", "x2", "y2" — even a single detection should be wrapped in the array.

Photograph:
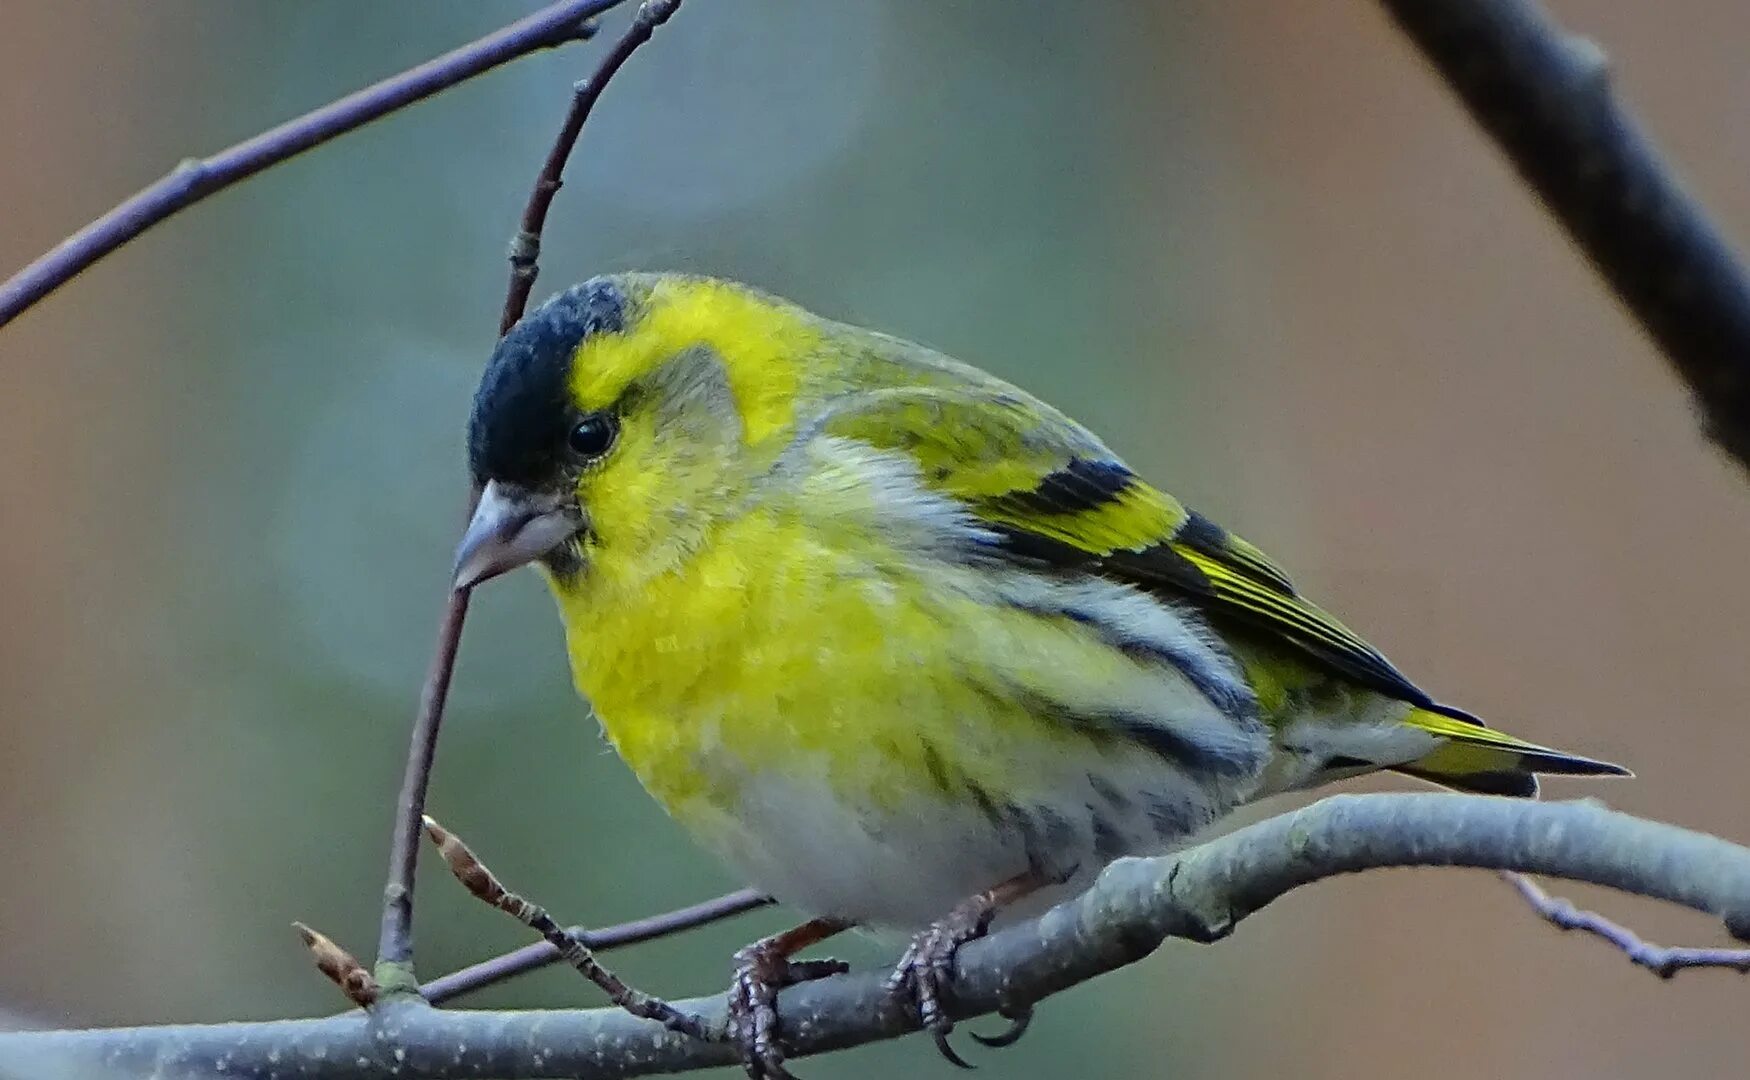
[
  {"x1": 293, "y1": 922, "x2": 379, "y2": 1007},
  {"x1": 423, "y1": 815, "x2": 510, "y2": 909}
]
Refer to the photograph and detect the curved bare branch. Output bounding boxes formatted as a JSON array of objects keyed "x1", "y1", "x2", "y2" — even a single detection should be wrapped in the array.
[
  {"x1": 5, "y1": 794, "x2": 1747, "y2": 1080},
  {"x1": 0, "y1": 1, "x2": 631, "y2": 331}
]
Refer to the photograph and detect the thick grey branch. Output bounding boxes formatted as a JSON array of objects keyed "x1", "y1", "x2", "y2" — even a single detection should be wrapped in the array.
[
  {"x1": 1380, "y1": 0, "x2": 1750, "y2": 468},
  {"x1": 5, "y1": 794, "x2": 1748, "y2": 1079}
]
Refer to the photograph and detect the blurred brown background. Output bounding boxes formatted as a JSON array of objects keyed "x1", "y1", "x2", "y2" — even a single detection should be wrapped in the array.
[{"x1": 3, "y1": 2, "x2": 1748, "y2": 1077}]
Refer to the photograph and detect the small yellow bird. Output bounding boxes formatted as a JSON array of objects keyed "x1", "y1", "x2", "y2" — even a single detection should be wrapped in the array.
[{"x1": 454, "y1": 273, "x2": 1626, "y2": 1077}]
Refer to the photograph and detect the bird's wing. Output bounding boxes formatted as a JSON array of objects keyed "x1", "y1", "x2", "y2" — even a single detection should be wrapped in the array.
[{"x1": 812, "y1": 385, "x2": 1433, "y2": 705}]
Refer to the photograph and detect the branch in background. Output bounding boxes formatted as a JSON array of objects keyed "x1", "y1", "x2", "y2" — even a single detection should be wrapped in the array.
[
  {"x1": 7, "y1": 794, "x2": 1750, "y2": 1079},
  {"x1": 1379, "y1": 0, "x2": 1750, "y2": 469},
  {"x1": 0, "y1": 0, "x2": 629, "y2": 331},
  {"x1": 373, "y1": 0, "x2": 685, "y2": 987},
  {"x1": 1499, "y1": 871, "x2": 1750, "y2": 977},
  {"x1": 422, "y1": 888, "x2": 772, "y2": 1006},
  {"x1": 501, "y1": 0, "x2": 684, "y2": 335}
]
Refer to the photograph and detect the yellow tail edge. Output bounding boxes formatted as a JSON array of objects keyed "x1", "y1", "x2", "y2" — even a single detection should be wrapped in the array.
[{"x1": 1395, "y1": 705, "x2": 1632, "y2": 798}]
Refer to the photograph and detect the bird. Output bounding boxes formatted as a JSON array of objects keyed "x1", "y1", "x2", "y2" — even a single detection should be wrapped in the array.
[{"x1": 454, "y1": 272, "x2": 1627, "y2": 1078}]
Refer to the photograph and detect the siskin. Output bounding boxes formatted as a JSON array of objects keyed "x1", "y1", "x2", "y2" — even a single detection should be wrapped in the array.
[{"x1": 455, "y1": 273, "x2": 1626, "y2": 1076}]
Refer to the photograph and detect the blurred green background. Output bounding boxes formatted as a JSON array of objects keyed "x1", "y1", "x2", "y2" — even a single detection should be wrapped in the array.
[{"x1": 4, "y1": 2, "x2": 1750, "y2": 1077}]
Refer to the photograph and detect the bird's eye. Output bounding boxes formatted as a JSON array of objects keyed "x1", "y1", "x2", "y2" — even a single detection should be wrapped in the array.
[{"x1": 567, "y1": 413, "x2": 618, "y2": 458}]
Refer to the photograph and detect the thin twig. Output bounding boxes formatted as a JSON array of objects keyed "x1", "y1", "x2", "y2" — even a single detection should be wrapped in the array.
[
  {"x1": 422, "y1": 887, "x2": 773, "y2": 1005},
  {"x1": 1499, "y1": 871, "x2": 1750, "y2": 978},
  {"x1": 373, "y1": 577, "x2": 475, "y2": 989},
  {"x1": 1379, "y1": 0, "x2": 1750, "y2": 469},
  {"x1": 0, "y1": 0, "x2": 629, "y2": 331},
  {"x1": 501, "y1": 0, "x2": 685, "y2": 333},
  {"x1": 374, "y1": 0, "x2": 686, "y2": 987},
  {"x1": 422, "y1": 816, "x2": 711, "y2": 1040},
  {"x1": 10, "y1": 795, "x2": 1750, "y2": 1079}
]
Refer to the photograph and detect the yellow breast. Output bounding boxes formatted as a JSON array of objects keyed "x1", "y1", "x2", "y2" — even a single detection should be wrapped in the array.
[
  {"x1": 545, "y1": 505, "x2": 1160, "y2": 831},
  {"x1": 554, "y1": 510, "x2": 922, "y2": 811}
]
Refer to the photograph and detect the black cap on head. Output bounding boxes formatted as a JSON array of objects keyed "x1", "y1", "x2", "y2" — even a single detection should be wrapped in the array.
[{"x1": 468, "y1": 279, "x2": 626, "y2": 487}]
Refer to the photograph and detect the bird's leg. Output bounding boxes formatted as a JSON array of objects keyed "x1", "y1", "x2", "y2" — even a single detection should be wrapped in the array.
[
  {"x1": 885, "y1": 869, "x2": 1052, "y2": 1068},
  {"x1": 727, "y1": 915, "x2": 854, "y2": 1080}
]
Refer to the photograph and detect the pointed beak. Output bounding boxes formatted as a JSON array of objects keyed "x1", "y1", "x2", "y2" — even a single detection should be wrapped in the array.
[{"x1": 452, "y1": 480, "x2": 580, "y2": 590}]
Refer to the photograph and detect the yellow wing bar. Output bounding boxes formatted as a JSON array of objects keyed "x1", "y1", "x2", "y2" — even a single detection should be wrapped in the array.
[{"x1": 814, "y1": 384, "x2": 1432, "y2": 704}]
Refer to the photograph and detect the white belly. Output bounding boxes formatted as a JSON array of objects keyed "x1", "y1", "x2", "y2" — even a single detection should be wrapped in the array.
[{"x1": 684, "y1": 746, "x2": 1247, "y2": 930}]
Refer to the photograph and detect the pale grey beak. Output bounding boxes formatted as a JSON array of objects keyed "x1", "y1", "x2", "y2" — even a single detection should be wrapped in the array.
[{"x1": 452, "y1": 480, "x2": 580, "y2": 590}]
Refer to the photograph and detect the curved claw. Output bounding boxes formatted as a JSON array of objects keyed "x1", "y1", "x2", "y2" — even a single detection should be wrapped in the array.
[
  {"x1": 969, "y1": 1004, "x2": 1033, "y2": 1049},
  {"x1": 888, "y1": 875, "x2": 1052, "y2": 1069},
  {"x1": 933, "y1": 1028, "x2": 977, "y2": 1070},
  {"x1": 887, "y1": 897, "x2": 1010, "y2": 1069}
]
